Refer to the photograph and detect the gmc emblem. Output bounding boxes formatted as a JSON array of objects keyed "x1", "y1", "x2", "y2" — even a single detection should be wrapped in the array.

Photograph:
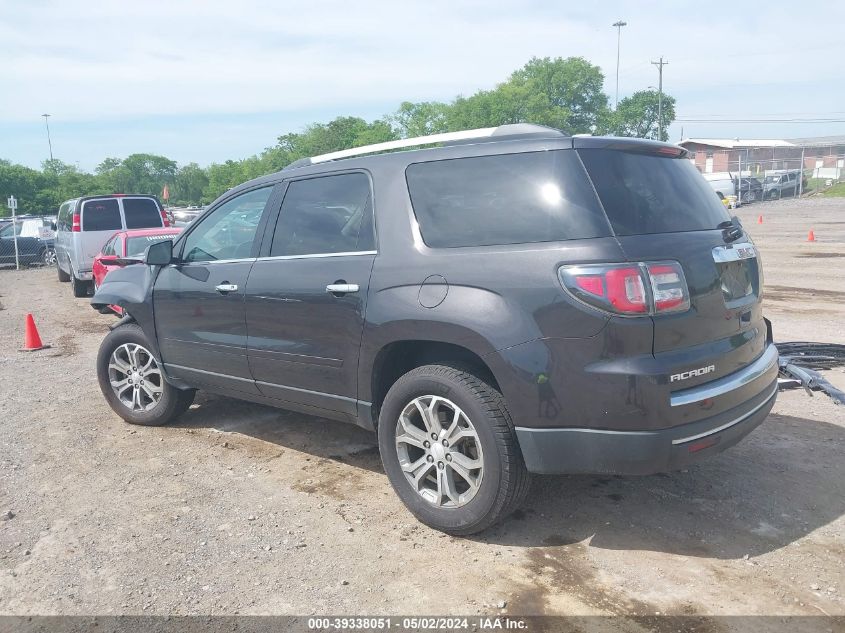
[{"x1": 671, "y1": 365, "x2": 716, "y2": 382}]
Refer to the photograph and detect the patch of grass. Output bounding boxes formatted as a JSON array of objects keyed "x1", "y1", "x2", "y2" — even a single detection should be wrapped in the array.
[{"x1": 821, "y1": 182, "x2": 845, "y2": 197}]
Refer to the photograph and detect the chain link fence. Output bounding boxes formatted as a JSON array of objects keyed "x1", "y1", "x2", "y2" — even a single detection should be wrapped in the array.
[{"x1": 687, "y1": 142, "x2": 845, "y2": 204}]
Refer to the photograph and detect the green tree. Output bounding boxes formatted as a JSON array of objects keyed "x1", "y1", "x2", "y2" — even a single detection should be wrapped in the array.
[
  {"x1": 173, "y1": 162, "x2": 209, "y2": 205},
  {"x1": 96, "y1": 153, "x2": 176, "y2": 196},
  {"x1": 444, "y1": 57, "x2": 610, "y2": 134},
  {"x1": 388, "y1": 101, "x2": 450, "y2": 138},
  {"x1": 612, "y1": 90, "x2": 676, "y2": 141}
]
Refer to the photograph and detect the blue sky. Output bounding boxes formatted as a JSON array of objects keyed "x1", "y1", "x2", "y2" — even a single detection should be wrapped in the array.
[{"x1": 2, "y1": 0, "x2": 843, "y2": 171}]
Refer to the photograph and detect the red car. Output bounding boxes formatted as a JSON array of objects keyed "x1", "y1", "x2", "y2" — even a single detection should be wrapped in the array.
[{"x1": 93, "y1": 228, "x2": 182, "y2": 312}]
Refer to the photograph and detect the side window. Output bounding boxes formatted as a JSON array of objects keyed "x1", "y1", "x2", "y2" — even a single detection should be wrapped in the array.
[
  {"x1": 57, "y1": 203, "x2": 69, "y2": 231},
  {"x1": 82, "y1": 199, "x2": 122, "y2": 232},
  {"x1": 270, "y1": 172, "x2": 374, "y2": 257},
  {"x1": 182, "y1": 187, "x2": 272, "y2": 263},
  {"x1": 101, "y1": 236, "x2": 117, "y2": 256}
]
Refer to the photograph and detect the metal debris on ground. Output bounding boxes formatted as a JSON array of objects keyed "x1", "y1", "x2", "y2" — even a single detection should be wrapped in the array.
[{"x1": 776, "y1": 342, "x2": 845, "y2": 405}]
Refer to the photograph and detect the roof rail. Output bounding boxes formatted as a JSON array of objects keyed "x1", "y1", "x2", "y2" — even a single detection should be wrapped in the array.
[{"x1": 286, "y1": 123, "x2": 564, "y2": 168}]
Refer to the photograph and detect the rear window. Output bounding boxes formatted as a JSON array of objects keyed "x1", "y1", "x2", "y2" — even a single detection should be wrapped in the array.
[
  {"x1": 126, "y1": 234, "x2": 175, "y2": 257},
  {"x1": 123, "y1": 198, "x2": 163, "y2": 229},
  {"x1": 406, "y1": 150, "x2": 611, "y2": 248},
  {"x1": 82, "y1": 199, "x2": 122, "y2": 232},
  {"x1": 578, "y1": 149, "x2": 731, "y2": 235}
]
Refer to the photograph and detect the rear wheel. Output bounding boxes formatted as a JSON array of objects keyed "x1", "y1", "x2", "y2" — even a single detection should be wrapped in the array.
[
  {"x1": 42, "y1": 248, "x2": 56, "y2": 267},
  {"x1": 56, "y1": 257, "x2": 70, "y2": 282},
  {"x1": 378, "y1": 364, "x2": 530, "y2": 535},
  {"x1": 71, "y1": 271, "x2": 90, "y2": 297},
  {"x1": 97, "y1": 323, "x2": 195, "y2": 426}
]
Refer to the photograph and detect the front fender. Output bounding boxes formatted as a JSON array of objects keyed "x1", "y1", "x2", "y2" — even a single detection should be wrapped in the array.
[{"x1": 91, "y1": 263, "x2": 160, "y2": 358}]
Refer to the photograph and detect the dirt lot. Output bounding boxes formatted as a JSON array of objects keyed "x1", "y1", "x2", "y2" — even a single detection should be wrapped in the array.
[{"x1": 0, "y1": 197, "x2": 843, "y2": 623}]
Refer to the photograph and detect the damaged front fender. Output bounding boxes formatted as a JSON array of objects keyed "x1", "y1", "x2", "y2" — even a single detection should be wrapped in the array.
[{"x1": 91, "y1": 263, "x2": 160, "y2": 356}]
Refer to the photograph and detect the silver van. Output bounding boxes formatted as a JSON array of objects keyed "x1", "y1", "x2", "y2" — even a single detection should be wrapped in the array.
[{"x1": 55, "y1": 195, "x2": 168, "y2": 296}]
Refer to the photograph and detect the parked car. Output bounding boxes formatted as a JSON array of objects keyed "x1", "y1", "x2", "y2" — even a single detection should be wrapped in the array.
[
  {"x1": 735, "y1": 177, "x2": 764, "y2": 204},
  {"x1": 55, "y1": 195, "x2": 169, "y2": 297},
  {"x1": 171, "y1": 206, "x2": 205, "y2": 226},
  {"x1": 92, "y1": 124, "x2": 777, "y2": 535},
  {"x1": 763, "y1": 171, "x2": 803, "y2": 199},
  {"x1": 92, "y1": 227, "x2": 183, "y2": 304},
  {"x1": 0, "y1": 217, "x2": 55, "y2": 267}
]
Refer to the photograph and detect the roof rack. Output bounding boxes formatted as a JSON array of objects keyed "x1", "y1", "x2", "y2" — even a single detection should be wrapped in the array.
[{"x1": 283, "y1": 123, "x2": 563, "y2": 170}]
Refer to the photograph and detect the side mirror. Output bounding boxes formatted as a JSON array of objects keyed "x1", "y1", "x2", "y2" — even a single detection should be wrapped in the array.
[
  {"x1": 145, "y1": 239, "x2": 173, "y2": 266},
  {"x1": 50, "y1": 221, "x2": 57, "y2": 231}
]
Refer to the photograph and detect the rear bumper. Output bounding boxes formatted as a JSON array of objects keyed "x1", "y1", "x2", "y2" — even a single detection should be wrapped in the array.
[{"x1": 516, "y1": 378, "x2": 777, "y2": 475}]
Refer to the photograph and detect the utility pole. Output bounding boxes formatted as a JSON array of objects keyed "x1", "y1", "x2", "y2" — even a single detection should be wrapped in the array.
[
  {"x1": 612, "y1": 21, "x2": 627, "y2": 110},
  {"x1": 42, "y1": 114, "x2": 54, "y2": 162},
  {"x1": 651, "y1": 57, "x2": 668, "y2": 141}
]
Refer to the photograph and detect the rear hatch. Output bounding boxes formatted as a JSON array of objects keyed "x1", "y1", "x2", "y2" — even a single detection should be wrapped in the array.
[{"x1": 577, "y1": 143, "x2": 768, "y2": 389}]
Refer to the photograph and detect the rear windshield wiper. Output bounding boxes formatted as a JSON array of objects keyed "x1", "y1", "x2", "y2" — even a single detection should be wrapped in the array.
[{"x1": 718, "y1": 217, "x2": 744, "y2": 243}]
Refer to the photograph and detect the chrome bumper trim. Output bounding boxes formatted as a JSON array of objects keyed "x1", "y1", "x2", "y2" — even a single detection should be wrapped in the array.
[
  {"x1": 670, "y1": 344, "x2": 778, "y2": 407},
  {"x1": 672, "y1": 383, "x2": 777, "y2": 445}
]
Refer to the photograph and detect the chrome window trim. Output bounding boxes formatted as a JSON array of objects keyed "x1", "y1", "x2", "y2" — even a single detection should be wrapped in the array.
[
  {"x1": 712, "y1": 242, "x2": 756, "y2": 263},
  {"x1": 255, "y1": 250, "x2": 376, "y2": 262},
  {"x1": 670, "y1": 343, "x2": 778, "y2": 407},
  {"x1": 671, "y1": 383, "x2": 777, "y2": 445},
  {"x1": 176, "y1": 257, "x2": 256, "y2": 266}
]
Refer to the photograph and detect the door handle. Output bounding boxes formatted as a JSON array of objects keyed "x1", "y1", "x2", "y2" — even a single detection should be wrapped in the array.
[
  {"x1": 215, "y1": 283, "x2": 238, "y2": 294},
  {"x1": 326, "y1": 283, "x2": 359, "y2": 295}
]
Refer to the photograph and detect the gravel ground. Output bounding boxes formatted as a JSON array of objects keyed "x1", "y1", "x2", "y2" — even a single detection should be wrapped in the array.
[{"x1": 0, "y1": 197, "x2": 843, "y2": 622}]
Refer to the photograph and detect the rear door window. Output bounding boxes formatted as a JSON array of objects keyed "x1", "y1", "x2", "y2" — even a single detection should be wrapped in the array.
[
  {"x1": 82, "y1": 199, "x2": 122, "y2": 232},
  {"x1": 406, "y1": 150, "x2": 610, "y2": 248},
  {"x1": 270, "y1": 173, "x2": 375, "y2": 256},
  {"x1": 578, "y1": 149, "x2": 731, "y2": 235},
  {"x1": 123, "y1": 198, "x2": 164, "y2": 229}
]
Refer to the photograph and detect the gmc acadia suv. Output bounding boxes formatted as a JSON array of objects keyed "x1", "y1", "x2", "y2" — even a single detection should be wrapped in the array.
[{"x1": 92, "y1": 124, "x2": 778, "y2": 535}]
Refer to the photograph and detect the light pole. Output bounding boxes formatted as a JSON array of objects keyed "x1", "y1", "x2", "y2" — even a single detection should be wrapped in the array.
[
  {"x1": 42, "y1": 114, "x2": 53, "y2": 162},
  {"x1": 650, "y1": 57, "x2": 668, "y2": 141},
  {"x1": 612, "y1": 20, "x2": 627, "y2": 109}
]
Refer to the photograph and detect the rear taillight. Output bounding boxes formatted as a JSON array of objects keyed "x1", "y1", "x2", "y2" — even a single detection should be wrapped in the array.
[
  {"x1": 647, "y1": 263, "x2": 689, "y2": 312},
  {"x1": 160, "y1": 208, "x2": 170, "y2": 227},
  {"x1": 72, "y1": 213, "x2": 81, "y2": 232},
  {"x1": 559, "y1": 261, "x2": 689, "y2": 316}
]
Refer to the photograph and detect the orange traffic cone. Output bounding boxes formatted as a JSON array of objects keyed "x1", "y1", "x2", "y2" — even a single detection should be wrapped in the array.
[
  {"x1": 20, "y1": 313, "x2": 50, "y2": 352},
  {"x1": 757, "y1": 215, "x2": 763, "y2": 224},
  {"x1": 808, "y1": 229, "x2": 815, "y2": 242}
]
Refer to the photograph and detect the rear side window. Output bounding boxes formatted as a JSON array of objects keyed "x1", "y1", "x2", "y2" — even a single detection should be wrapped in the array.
[
  {"x1": 406, "y1": 151, "x2": 610, "y2": 248},
  {"x1": 578, "y1": 149, "x2": 731, "y2": 235},
  {"x1": 82, "y1": 199, "x2": 122, "y2": 232},
  {"x1": 123, "y1": 198, "x2": 163, "y2": 229},
  {"x1": 270, "y1": 173, "x2": 375, "y2": 256}
]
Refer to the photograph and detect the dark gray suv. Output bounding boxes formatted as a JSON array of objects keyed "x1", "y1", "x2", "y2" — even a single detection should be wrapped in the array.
[{"x1": 92, "y1": 124, "x2": 778, "y2": 534}]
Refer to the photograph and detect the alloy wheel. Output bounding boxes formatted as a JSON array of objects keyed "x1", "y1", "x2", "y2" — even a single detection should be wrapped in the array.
[
  {"x1": 395, "y1": 395, "x2": 484, "y2": 508},
  {"x1": 108, "y1": 343, "x2": 164, "y2": 412}
]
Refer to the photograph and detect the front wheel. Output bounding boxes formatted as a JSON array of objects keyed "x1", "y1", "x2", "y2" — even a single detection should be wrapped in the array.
[
  {"x1": 42, "y1": 248, "x2": 56, "y2": 266},
  {"x1": 56, "y1": 257, "x2": 70, "y2": 282},
  {"x1": 378, "y1": 364, "x2": 530, "y2": 535},
  {"x1": 96, "y1": 323, "x2": 196, "y2": 426}
]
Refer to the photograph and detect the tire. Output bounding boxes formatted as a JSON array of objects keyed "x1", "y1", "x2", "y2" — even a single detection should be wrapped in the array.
[
  {"x1": 43, "y1": 248, "x2": 56, "y2": 267},
  {"x1": 56, "y1": 257, "x2": 70, "y2": 282},
  {"x1": 378, "y1": 364, "x2": 530, "y2": 535},
  {"x1": 71, "y1": 271, "x2": 89, "y2": 297},
  {"x1": 96, "y1": 323, "x2": 196, "y2": 426}
]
